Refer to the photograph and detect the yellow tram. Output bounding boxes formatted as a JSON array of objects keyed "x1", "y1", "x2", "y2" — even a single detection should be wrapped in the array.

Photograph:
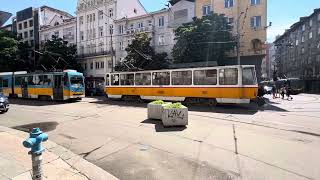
[{"x1": 105, "y1": 65, "x2": 258, "y2": 104}]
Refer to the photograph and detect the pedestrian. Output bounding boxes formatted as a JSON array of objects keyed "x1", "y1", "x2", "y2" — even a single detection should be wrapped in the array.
[
  {"x1": 280, "y1": 86, "x2": 285, "y2": 99},
  {"x1": 272, "y1": 84, "x2": 277, "y2": 99},
  {"x1": 286, "y1": 84, "x2": 293, "y2": 100}
]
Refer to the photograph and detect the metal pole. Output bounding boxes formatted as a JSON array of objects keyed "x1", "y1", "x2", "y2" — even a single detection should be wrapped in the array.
[
  {"x1": 236, "y1": 14, "x2": 241, "y2": 66},
  {"x1": 233, "y1": 124, "x2": 238, "y2": 154},
  {"x1": 110, "y1": 32, "x2": 114, "y2": 73},
  {"x1": 31, "y1": 153, "x2": 43, "y2": 180}
]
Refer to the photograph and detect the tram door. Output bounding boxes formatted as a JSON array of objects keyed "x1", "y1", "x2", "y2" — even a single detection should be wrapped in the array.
[
  {"x1": 53, "y1": 75, "x2": 64, "y2": 100},
  {"x1": 21, "y1": 77, "x2": 28, "y2": 98}
]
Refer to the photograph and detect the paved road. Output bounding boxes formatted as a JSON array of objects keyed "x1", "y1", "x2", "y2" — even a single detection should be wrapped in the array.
[{"x1": 0, "y1": 94, "x2": 320, "y2": 180}]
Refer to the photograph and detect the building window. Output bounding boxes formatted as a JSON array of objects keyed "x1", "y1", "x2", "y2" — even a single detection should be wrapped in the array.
[
  {"x1": 18, "y1": 23, "x2": 22, "y2": 30},
  {"x1": 318, "y1": 27, "x2": 320, "y2": 34},
  {"x1": 23, "y1": 21, "x2": 28, "y2": 29},
  {"x1": 90, "y1": 14, "x2": 92, "y2": 22},
  {"x1": 54, "y1": 31, "x2": 59, "y2": 38},
  {"x1": 24, "y1": 31, "x2": 28, "y2": 38},
  {"x1": 250, "y1": 16, "x2": 261, "y2": 28},
  {"x1": 158, "y1": 16, "x2": 165, "y2": 27},
  {"x1": 29, "y1": 30, "x2": 33, "y2": 37},
  {"x1": 119, "y1": 25, "x2": 124, "y2": 34},
  {"x1": 148, "y1": 20, "x2": 152, "y2": 26},
  {"x1": 30, "y1": 40, "x2": 34, "y2": 46},
  {"x1": 130, "y1": 24, "x2": 134, "y2": 30},
  {"x1": 87, "y1": 15, "x2": 90, "y2": 22},
  {"x1": 309, "y1": 19, "x2": 313, "y2": 27},
  {"x1": 29, "y1": 20, "x2": 33, "y2": 27},
  {"x1": 98, "y1": 10, "x2": 103, "y2": 20},
  {"x1": 109, "y1": 8, "x2": 114, "y2": 17},
  {"x1": 54, "y1": 21, "x2": 60, "y2": 26},
  {"x1": 302, "y1": 24, "x2": 305, "y2": 31},
  {"x1": 95, "y1": 62, "x2": 100, "y2": 69},
  {"x1": 309, "y1": 31, "x2": 313, "y2": 39},
  {"x1": 302, "y1": 36, "x2": 305, "y2": 43},
  {"x1": 84, "y1": 63, "x2": 87, "y2": 70},
  {"x1": 138, "y1": 22, "x2": 144, "y2": 28},
  {"x1": 101, "y1": 62, "x2": 104, "y2": 69},
  {"x1": 79, "y1": 16, "x2": 84, "y2": 24},
  {"x1": 93, "y1": 13, "x2": 96, "y2": 21},
  {"x1": 301, "y1": 47, "x2": 305, "y2": 54},
  {"x1": 202, "y1": 5, "x2": 211, "y2": 16},
  {"x1": 251, "y1": 0, "x2": 260, "y2": 5},
  {"x1": 295, "y1": 39, "x2": 299, "y2": 46},
  {"x1": 90, "y1": 62, "x2": 93, "y2": 69},
  {"x1": 225, "y1": 0, "x2": 234, "y2": 8},
  {"x1": 99, "y1": 26, "x2": 103, "y2": 37},
  {"x1": 159, "y1": 35, "x2": 165, "y2": 45},
  {"x1": 80, "y1": 31, "x2": 84, "y2": 41},
  {"x1": 119, "y1": 41, "x2": 124, "y2": 50},
  {"x1": 228, "y1": 17, "x2": 234, "y2": 24},
  {"x1": 109, "y1": 25, "x2": 113, "y2": 35}
]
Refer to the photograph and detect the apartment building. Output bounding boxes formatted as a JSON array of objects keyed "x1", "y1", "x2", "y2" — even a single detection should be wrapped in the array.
[
  {"x1": 196, "y1": 0, "x2": 267, "y2": 79},
  {"x1": 76, "y1": 0, "x2": 147, "y2": 82},
  {"x1": 274, "y1": 9, "x2": 320, "y2": 93},
  {"x1": 114, "y1": 0, "x2": 195, "y2": 63},
  {"x1": 40, "y1": 17, "x2": 77, "y2": 46}
]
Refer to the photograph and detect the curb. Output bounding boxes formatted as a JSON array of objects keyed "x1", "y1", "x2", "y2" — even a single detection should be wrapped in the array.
[{"x1": 0, "y1": 126, "x2": 118, "y2": 180}]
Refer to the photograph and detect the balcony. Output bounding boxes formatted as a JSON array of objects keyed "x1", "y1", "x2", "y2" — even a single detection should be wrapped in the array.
[{"x1": 77, "y1": 50, "x2": 113, "y2": 59}]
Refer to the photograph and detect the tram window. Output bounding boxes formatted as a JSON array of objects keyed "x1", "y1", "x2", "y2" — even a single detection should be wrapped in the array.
[
  {"x1": 120, "y1": 74, "x2": 134, "y2": 86},
  {"x1": 34, "y1": 75, "x2": 41, "y2": 85},
  {"x1": 194, "y1": 69, "x2": 217, "y2": 85},
  {"x1": 172, "y1": 71, "x2": 192, "y2": 85},
  {"x1": 3, "y1": 79, "x2": 8, "y2": 87},
  {"x1": 152, "y1": 72, "x2": 170, "y2": 86},
  {"x1": 15, "y1": 77, "x2": 22, "y2": 86},
  {"x1": 111, "y1": 74, "x2": 120, "y2": 86},
  {"x1": 135, "y1": 73, "x2": 151, "y2": 86},
  {"x1": 219, "y1": 68, "x2": 238, "y2": 85},
  {"x1": 43, "y1": 75, "x2": 52, "y2": 86},
  {"x1": 242, "y1": 67, "x2": 256, "y2": 85},
  {"x1": 0, "y1": 78, "x2": 3, "y2": 87},
  {"x1": 28, "y1": 76, "x2": 34, "y2": 85}
]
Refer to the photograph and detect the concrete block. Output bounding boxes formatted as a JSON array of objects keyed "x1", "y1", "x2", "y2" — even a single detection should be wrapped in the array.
[
  {"x1": 162, "y1": 106, "x2": 188, "y2": 127},
  {"x1": 147, "y1": 102, "x2": 171, "y2": 120}
]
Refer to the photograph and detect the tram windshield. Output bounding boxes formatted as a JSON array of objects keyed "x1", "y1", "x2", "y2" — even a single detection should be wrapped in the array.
[{"x1": 70, "y1": 76, "x2": 84, "y2": 86}]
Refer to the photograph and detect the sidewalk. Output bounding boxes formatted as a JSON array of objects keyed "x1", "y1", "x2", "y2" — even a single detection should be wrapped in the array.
[{"x1": 0, "y1": 126, "x2": 118, "y2": 180}]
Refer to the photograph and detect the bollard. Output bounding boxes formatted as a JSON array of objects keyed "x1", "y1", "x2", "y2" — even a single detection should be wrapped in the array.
[{"x1": 23, "y1": 128, "x2": 48, "y2": 180}]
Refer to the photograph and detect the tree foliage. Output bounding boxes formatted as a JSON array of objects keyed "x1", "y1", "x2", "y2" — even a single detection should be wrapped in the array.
[
  {"x1": 0, "y1": 30, "x2": 32, "y2": 72},
  {"x1": 40, "y1": 36, "x2": 82, "y2": 72},
  {"x1": 172, "y1": 13, "x2": 235, "y2": 65},
  {"x1": 115, "y1": 33, "x2": 169, "y2": 72}
]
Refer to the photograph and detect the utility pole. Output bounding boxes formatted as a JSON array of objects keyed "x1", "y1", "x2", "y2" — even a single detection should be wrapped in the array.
[
  {"x1": 110, "y1": 27, "x2": 114, "y2": 73},
  {"x1": 236, "y1": 11, "x2": 244, "y2": 66}
]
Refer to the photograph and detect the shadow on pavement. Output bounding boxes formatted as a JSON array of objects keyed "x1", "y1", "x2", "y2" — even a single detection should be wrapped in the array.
[
  {"x1": 12, "y1": 121, "x2": 59, "y2": 133},
  {"x1": 9, "y1": 98, "x2": 79, "y2": 106},
  {"x1": 141, "y1": 119, "x2": 187, "y2": 132}
]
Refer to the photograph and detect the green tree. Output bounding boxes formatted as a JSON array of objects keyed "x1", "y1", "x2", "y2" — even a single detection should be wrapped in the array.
[
  {"x1": 172, "y1": 13, "x2": 235, "y2": 65},
  {"x1": 40, "y1": 36, "x2": 82, "y2": 72},
  {"x1": 115, "y1": 33, "x2": 169, "y2": 71},
  {"x1": 0, "y1": 30, "x2": 19, "y2": 72}
]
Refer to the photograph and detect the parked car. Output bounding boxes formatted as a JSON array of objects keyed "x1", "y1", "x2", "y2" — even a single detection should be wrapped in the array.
[{"x1": 0, "y1": 93, "x2": 9, "y2": 113}]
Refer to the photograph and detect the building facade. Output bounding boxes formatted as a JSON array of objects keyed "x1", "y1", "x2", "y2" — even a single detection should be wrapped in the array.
[
  {"x1": 274, "y1": 9, "x2": 320, "y2": 93},
  {"x1": 195, "y1": 0, "x2": 267, "y2": 79},
  {"x1": 39, "y1": 17, "x2": 77, "y2": 46},
  {"x1": 114, "y1": 0, "x2": 195, "y2": 63},
  {"x1": 76, "y1": 0, "x2": 147, "y2": 82}
]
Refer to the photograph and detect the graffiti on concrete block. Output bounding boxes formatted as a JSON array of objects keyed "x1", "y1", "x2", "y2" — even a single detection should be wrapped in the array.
[{"x1": 167, "y1": 109, "x2": 185, "y2": 122}]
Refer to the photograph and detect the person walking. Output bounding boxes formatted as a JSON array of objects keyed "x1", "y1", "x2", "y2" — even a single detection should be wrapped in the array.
[
  {"x1": 286, "y1": 84, "x2": 293, "y2": 100},
  {"x1": 272, "y1": 84, "x2": 277, "y2": 99},
  {"x1": 280, "y1": 85, "x2": 285, "y2": 99}
]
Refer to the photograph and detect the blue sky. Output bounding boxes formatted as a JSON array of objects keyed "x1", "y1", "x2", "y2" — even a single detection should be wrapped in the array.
[{"x1": 1, "y1": 0, "x2": 320, "y2": 42}]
